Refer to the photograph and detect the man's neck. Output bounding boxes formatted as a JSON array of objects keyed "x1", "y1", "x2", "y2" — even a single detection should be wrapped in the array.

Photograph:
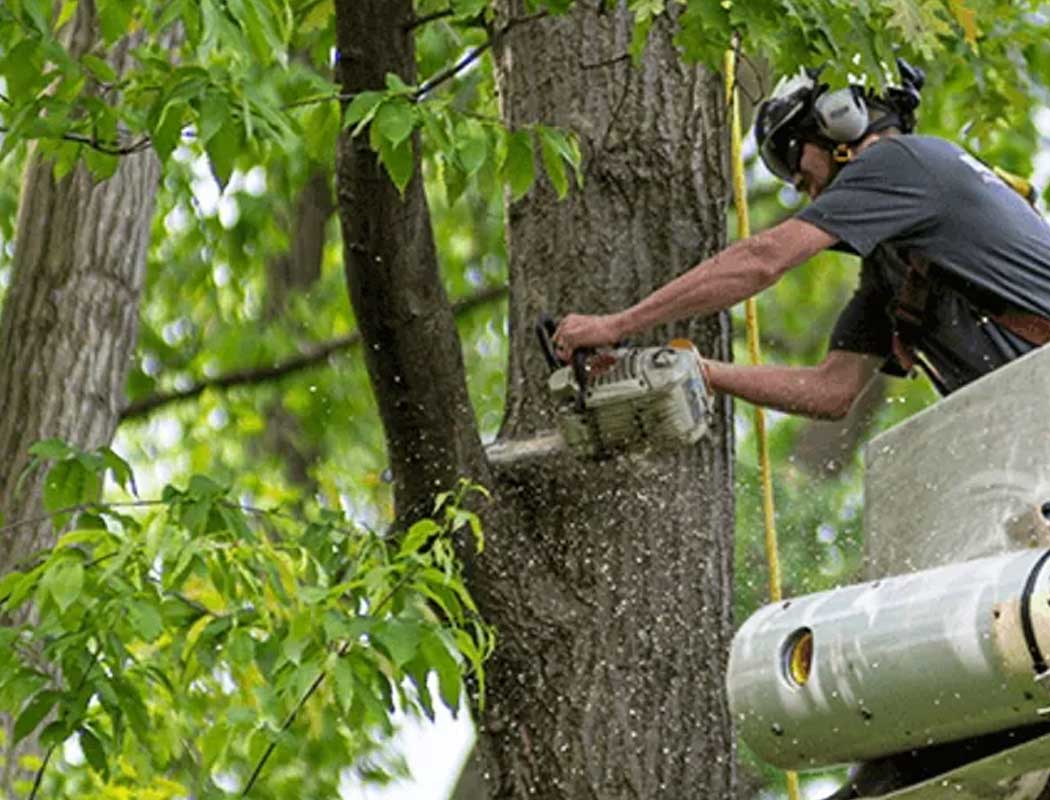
[{"x1": 856, "y1": 130, "x2": 899, "y2": 155}]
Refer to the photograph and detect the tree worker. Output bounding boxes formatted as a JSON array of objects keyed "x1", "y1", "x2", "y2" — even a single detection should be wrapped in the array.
[{"x1": 552, "y1": 60, "x2": 1050, "y2": 417}]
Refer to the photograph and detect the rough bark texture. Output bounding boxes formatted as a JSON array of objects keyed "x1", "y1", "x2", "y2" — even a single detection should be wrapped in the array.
[
  {"x1": 334, "y1": 3, "x2": 735, "y2": 798},
  {"x1": 0, "y1": 3, "x2": 163, "y2": 793},
  {"x1": 334, "y1": 0, "x2": 492, "y2": 519},
  {"x1": 475, "y1": 5, "x2": 736, "y2": 798},
  {"x1": 0, "y1": 4, "x2": 161, "y2": 574}
]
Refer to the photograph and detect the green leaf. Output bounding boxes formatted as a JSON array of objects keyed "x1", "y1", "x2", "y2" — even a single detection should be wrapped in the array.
[
  {"x1": 43, "y1": 561, "x2": 84, "y2": 611},
  {"x1": 421, "y1": 632, "x2": 461, "y2": 712},
  {"x1": 452, "y1": 0, "x2": 487, "y2": 17},
  {"x1": 56, "y1": 0, "x2": 79, "y2": 29},
  {"x1": 99, "y1": 448, "x2": 134, "y2": 493},
  {"x1": 378, "y1": 136, "x2": 415, "y2": 195},
  {"x1": 84, "y1": 147, "x2": 119, "y2": 182},
  {"x1": 13, "y1": 690, "x2": 61, "y2": 745},
  {"x1": 345, "y1": 91, "x2": 385, "y2": 134},
  {"x1": 42, "y1": 459, "x2": 102, "y2": 521},
  {"x1": 128, "y1": 599, "x2": 164, "y2": 642},
  {"x1": 197, "y1": 90, "x2": 230, "y2": 145},
  {"x1": 385, "y1": 72, "x2": 411, "y2": 94},
  {"x1": 21, "y1": 0, "x2": 51, "y2": 34},
  {"x1": 79, "y1": 727, "x2": 108, "y2": 776},
  {"x1": 372, "y1": 619, "x2": 423, "y2": 667},
  {"x1": 81, "y1": 54, "x2": 117, "y2": 84},
  {"x1": 151, "y1": 99, "x2": 185, "y2": 163},
  {"x1": 206, "y1": 123, "x2": 242, "y2": 190},
  {"x1": 374, "y1": 98, "x2": 416, "y2": 147},
  {"x1": 97, "y1": 0, "x2": 133, "y2": 43},
  {"x1": 187, "y1": 474, "x2": 225, "y2": 500},
  {"x1": 333, "y1": 656, "x2": 354, "y2": 714},
  {"x1": 503, "y1": 129, "x2": 535, "y2": 201},
  {"x1": 399, "y1": 519, "x2": 441, "y2": 557},
  {"x1": 28, "y1": 439, "x2": 75, "y2": 460},
  {"x1": 225, "y1": 628, "x2": 255, "y2": 665},
  {"x1": 39, "y1": 718, "x2": 72, "y2": 749},
  {"x1": 456, "y1": 134, "x2": 488, "y2": 176}
]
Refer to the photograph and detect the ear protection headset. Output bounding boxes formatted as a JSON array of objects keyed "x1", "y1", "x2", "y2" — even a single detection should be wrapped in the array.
[{"x1": 812, "y1": 86, "x2": 870, "y2": 143}]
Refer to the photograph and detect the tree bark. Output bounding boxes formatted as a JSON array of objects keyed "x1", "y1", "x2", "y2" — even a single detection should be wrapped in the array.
[
  {"x1": 333, "y1": 3, "x2": 736, "y2": 798},
  {"x1": 0, "y1": 3, "x2": 163, "y2": 793},
  {"x1": 0, "y1": 3, "x2": 161, "y2": 572},
  {"x1": 334, "y1": 0, "x2": 492, "y2": 522},
  {"x1": 475, "y1": 5, "x2": 736, "y2": 797}
]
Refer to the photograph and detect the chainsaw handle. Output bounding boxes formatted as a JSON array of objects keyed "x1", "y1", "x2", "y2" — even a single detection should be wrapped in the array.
[
  {"x1": 535, "y1": 315, "x2": 562, "y2": 371},
  {"x1": 571, "y1": 350, "x2": 589, "y2": 412}
]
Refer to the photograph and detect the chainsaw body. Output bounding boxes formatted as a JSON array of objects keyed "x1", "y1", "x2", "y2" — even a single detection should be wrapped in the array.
[{"x1": 548, "y1": 346, "x2": 712, "y2": 459}]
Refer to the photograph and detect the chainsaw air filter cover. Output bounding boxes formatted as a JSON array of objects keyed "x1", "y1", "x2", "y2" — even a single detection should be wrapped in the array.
[{"x1": 548, "y1": 346, "x2": 712, "y2": 459}]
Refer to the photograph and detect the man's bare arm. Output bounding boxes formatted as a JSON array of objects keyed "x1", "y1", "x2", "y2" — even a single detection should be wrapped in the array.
[
  {"x1": 705, "y1": 350, "x2": 883, "y2": 421},
  {"x1": 554, "y1": 218, "x2": 838, "y2": 354},
  {"x1": 617, "y1": 218, "x2": 837, "y2": 336}
]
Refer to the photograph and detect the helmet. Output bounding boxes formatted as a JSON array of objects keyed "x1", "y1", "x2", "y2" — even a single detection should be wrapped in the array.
[
  {"x1": 753, "y1": 68, "x2": 819, "y2": 182},
  {"x1": 754, "y1": 59, "x2": 925, "y2": 183}
]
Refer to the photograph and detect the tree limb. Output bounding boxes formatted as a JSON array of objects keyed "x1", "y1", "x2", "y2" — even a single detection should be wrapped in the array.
[
  {"x1": 412, "y1": 11, "x2": 549, "y2": 99},
  {"x1": 119, "y1": 284, "x2": 508, "y2": 422},
  {"x1": 404, "y1": 8, "x2": 456, "y2": 31}
]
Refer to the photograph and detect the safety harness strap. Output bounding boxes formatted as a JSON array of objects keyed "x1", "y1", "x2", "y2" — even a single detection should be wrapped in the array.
[{"x1": 891, "y1": 251, "x2": 1050, "y2": 386}]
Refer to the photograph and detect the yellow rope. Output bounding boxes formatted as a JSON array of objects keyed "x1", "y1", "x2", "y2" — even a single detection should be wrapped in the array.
[{"x1": 724, "y1": 42, "x2": 801, "y2": 800}]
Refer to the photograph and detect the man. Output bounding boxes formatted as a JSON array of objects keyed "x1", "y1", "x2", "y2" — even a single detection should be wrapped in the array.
[{"x1": 553, "y1": 62, "x2": 1050, "y2": 418}]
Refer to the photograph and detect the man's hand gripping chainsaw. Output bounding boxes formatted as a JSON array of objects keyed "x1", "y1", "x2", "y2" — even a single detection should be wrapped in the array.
[{"x1": 535, "y1": 316, "x2": 713, "y2": 459}]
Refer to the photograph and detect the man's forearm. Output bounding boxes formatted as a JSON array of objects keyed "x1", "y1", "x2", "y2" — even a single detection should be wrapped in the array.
[
  {"x1": 617, "y1": 237, "x2": 777, "y2": 337},
  {"x1": 706, "y1": 360, "x2": 855, "y2": 420}
]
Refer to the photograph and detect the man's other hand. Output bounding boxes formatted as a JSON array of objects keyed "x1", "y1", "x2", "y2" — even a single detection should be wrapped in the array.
[{"x1": 553, "y1": 313, "x2": 622, "y2": 360}]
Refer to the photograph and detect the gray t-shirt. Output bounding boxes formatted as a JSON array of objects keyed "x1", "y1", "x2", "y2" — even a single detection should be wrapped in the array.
[{"x1": 797, "y1": 135, "x2": 1050, "y2": 392}]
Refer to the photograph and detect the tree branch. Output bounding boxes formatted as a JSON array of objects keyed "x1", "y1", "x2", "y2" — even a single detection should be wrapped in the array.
[
  {"x1": 119, "y1": 284, "x2": 508, "y2": 422},
  {"x1": 412, "y1": 11, "x2": 549, "y2": 100},
  {"x1": 413, "y1": 40, "x2": 493, "y2": 100},
  {"x1": 240, "y1": 566, "x2": 419, "y2": 796},
  {"x1": 404, "y1": 8, "x2": 456, "y2": 31},
  {"x1": 0, "y1": 126, "x2": 152, "y2": 155}
]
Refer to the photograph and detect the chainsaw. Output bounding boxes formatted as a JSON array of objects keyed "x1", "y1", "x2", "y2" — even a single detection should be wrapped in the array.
[{"x1": 536, "y1": 316, "x2": 713, "y2": 459}]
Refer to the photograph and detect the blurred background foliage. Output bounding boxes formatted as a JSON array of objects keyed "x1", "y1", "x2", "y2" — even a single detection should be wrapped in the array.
[{"x1": 1, "y1": 0, "x2": 1049, "y2": 796}]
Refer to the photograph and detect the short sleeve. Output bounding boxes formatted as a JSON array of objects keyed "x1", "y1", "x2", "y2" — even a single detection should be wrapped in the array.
[
  {"x1": 829, "y1": 259, "x2": 895, "y2": 360},
  {"x1": 797, "y1": 139, "x2": 938, "y2": 257}
]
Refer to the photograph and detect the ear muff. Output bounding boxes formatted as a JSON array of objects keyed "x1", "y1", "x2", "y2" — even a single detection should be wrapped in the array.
[{"x1": 813, "y1": 86, "x2": 869, "y2": 143}]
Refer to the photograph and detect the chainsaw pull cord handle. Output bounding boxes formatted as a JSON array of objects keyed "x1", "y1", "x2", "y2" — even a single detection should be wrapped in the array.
[
  {"x1": 535, "y1": 315, "x2": 561, "y2": 371},
  {"x1": 536, "y1": 314, "x2": 593, "y2": 412},
  {"x1": 571, "y1": 350, "x2": 589, "y2": 412}
]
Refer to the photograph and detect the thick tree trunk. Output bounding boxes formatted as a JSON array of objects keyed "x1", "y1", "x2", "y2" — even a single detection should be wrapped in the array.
[
  {"x1": 0, "y1": 4, "x2": 161, "y2": 573},
  {"x1": 334, "y1": 0, "x2": 492, "y2": 521},
  {"x1": 473, "y1": 5, "x2": 736, "y2": 797},
  {"x1": 333, "y1": 4, "x2": 736, "y2": 799},
  {"x1": 0, "y1": 4, "x2": 163, "y2": 794}
]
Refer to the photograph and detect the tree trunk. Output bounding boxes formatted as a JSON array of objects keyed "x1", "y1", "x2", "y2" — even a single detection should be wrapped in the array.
[
  {"x1": 0, "y1": 3, "x2": 163, "y2": 793},
  {"x1": 334, "y1": 0, "x2": 492, "y2": 522},
  {"x1": 333, "y1": 3, "x2": 736, "y2": 798},
  {"x1": 474, "y1": 4, "x2": 736, "y2": 797},
  {"x1": 0, "y1": 3, "x2": 161, "y2": 573}
]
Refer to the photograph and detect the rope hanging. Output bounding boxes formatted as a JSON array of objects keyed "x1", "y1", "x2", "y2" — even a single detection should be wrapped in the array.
[{"x1": 723, "y1": 39, "x2": 801, "y2": 800}]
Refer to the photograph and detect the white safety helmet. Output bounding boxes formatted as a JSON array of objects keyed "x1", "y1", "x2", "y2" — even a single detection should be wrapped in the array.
[{"x1": 754, "y1": 60, "x2": 924, "y2": 183}]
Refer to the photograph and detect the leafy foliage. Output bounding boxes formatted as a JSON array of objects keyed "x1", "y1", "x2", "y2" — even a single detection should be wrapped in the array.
[
  {"x1": 2, "y1": 0, "x2": 1050, "y2": 797},
  {"x1": 0, "y1": 445, "x2": 492, "y2": 798}
]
